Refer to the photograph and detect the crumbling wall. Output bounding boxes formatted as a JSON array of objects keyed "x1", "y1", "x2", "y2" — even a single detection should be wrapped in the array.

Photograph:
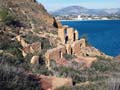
[
  {"x1": 71, "y1": 39, "x2": 86, "y2": 56},
  {"x1": 21, "y1": 42, "x2": 41, "y2": 57},
  {"x1": 67, "y1": 28, "x2": 74, "y2": 42},
  {"x1": 58, "y1": 28, "x2": 65, "y2": 44},
  {"x1": 66, "y1": 44, "x2": 72, "y2": 55},
  {"x1": 45, "y1": 45, "x2": 66, "y2": 68},
  {"x1": 75, "y1": 30, "x2": 79, "y2": 40},
  {"x1": 58, "y1": 26, "x2": 79, "y2": 44},
  {"x1": 39, "y1": 75, "x2": 73, "y2": 90}
]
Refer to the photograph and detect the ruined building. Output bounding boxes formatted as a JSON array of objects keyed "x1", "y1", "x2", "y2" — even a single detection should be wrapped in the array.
[
  {"x1": 45, "y1": 25, "x2": 112, "y2": 68},
  {"x1": 58, "y1": 25, "x2": 79, "y2": 44},
  {"x1": 45, "y1": 26, "x2": 87, "y2": 68}
]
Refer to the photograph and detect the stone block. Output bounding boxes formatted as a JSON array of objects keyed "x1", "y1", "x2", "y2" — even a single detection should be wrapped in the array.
[{"x1": 31, "y1": 55, "x2": 39, "y2": 64}]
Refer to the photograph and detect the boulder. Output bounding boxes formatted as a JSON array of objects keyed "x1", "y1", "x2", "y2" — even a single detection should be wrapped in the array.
[{"x1": 30, "y1": 56, "x2": 39, "y2": 64}]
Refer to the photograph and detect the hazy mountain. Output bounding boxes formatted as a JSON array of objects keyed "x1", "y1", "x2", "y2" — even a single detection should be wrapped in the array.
[{"x1": 51, "y1": 6, "x2": 120, "y2": 16}]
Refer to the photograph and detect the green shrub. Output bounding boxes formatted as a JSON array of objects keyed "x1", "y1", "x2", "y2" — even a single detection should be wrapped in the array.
[
  {"x1": 91, "y1": 59, "x2": 113, "y2": 72},
  {"x1": 0, "y1": 8, "x2": 15, "y2": 25}
]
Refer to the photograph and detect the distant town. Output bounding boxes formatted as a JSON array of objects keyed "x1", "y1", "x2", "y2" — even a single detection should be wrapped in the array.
[{"x1": 55, "y1": 15, "x2": 120, "y2": 21}]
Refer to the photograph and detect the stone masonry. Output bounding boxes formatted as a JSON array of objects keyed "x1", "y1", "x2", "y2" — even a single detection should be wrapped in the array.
[{"x1": 45, "y1": 45, "x2": 66, "y2": 68}]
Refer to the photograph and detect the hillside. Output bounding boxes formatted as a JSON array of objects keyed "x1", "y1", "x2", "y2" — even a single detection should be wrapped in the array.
[
  {"x1": 51, "y1": 6, "x2": 120, "y2": 16},
  {"x1": 1, "y1": 0, "x2": 120, "y2": 90},
  {"x1": 0, "y1": 0, "x2": 62, "y2": 54},
  {"x1": 0, "y1": 0, "x2": 62, "y2": 89}
]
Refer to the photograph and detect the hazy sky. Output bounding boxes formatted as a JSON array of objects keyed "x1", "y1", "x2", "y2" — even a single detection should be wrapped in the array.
[{"x1": 37, "y1": 0, "x2": 120, "y2": 11}]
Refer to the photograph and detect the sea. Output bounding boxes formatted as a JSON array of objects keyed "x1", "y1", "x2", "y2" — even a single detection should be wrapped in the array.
[{"x1": 61, "y1": 20, "x2": 120, "y2": 57}]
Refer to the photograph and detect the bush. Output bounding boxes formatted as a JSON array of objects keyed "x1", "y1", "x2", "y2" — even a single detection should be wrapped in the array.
[
  {"x1": 0, "y1": 8, "x2": 14, "y2": 25},
  {"x1": 0, "y1": 8, "x2": 22, "y2": 28},
  {"x1": 91, "y1": 59, "x2": 113, "y2": 72},
  {"x1": 0, "y1": 64, "x2": 41, "y2": 90}
]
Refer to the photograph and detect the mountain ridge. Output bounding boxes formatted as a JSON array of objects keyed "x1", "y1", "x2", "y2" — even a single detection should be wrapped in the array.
[{"x1": 51, "y1": 5, "x2": 120, "y2": 16}]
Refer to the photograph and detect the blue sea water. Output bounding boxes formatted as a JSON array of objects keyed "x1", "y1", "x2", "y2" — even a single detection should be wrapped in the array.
[{"x1": 61, "y1": 20, "x2": 120, "y2": 56}]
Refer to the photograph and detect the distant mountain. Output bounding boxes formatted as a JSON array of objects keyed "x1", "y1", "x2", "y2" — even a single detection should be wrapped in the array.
[{"x1": 51, "y1": 6, "x2": 120, "y2": 16}]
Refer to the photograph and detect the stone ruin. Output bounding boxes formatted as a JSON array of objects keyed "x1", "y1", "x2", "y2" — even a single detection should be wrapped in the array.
[
  {"x1": 45, "y1": 26, "x2": 87, "y2": 68},
  {"x1": 58, "y1": 25, "x2": 78, "y2": 44},
  {"x1": 45, "y1": 25, "x2": 113, "y2": 68},
  {"x1": 34, "y1": 75, "x2": 73, "y2": 90},
  {"x1": 16, "y1": 35, "x2": 41, "y2": 58}
]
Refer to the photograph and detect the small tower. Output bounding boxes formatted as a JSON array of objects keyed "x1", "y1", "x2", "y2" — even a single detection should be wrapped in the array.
[
  {"x1": 74, "y1": 30, "x2": 79, "y2": 41},
  {"x1": 67, "y1": 28, "x2": 74, "y2": 42},
  {"x1": 58, "y1": 28, "x2": 65, "y2": 44}
]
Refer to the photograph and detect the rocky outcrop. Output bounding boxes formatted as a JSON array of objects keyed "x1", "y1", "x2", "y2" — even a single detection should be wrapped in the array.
[
  {"x1": 16, "y1": 35, "x2": 41, "y2": 57},
  {"x1": 16, "y1": 35, "x2": 29, "y2": 47},
  {"x1": 36, "y1": 75, "x2": 73, "y2": 90},
  {"x1": 22, "y1": 42, "x2": 41, "y2": 57}
]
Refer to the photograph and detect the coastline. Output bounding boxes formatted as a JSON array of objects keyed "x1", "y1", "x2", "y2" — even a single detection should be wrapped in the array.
[
  {"x1": 61, "y1": 19, "x2": 120, "y2": 56},
  {"x1": 59, "y1": 19, "x2": 120, "y2": 22}
]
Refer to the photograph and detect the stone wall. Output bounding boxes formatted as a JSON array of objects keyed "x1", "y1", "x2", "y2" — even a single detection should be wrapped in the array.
[
  {"x1": 45, "y1": 45, "x2": 66, "y2": 67},
  {"x1": 65, "y1": 44, "x2": 72, "y2": 55},
  {"x1": 58, "y1": 26, "x2": 79, "y2": 44},
  {"x1": 58, "y1": 28, "x2": 65, "y2": 44},
  {"x1": 67, "y1": 28, "x2": 74, "y2": 42},
  {"x1": 75, "y1": 30, "x2": 79, "y2": 40},
  {"x1": 38, "y1": 75, "x2": 73, "y2": 90},
  {"x1": 71, "y1": 39, "x2": 86, "y2": 56},
  {"x1": 16, "y1": 36, "x2": 41, "y2": 57},
  {"x1": 45, "y1": 26, "x2": 112, "y2": 68}
]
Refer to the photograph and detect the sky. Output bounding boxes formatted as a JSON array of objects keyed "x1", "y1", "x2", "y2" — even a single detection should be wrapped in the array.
[{"x1": 37, "y1": 0, "x2": 120, "y2": 11}]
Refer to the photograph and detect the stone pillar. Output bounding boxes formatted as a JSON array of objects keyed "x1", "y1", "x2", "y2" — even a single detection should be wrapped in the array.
[
  {"x1": 58, "y1": 28, "x2": 65, "y2": 44},
  {"x1": 75, "y1": 30, "x2": 79, "y2": 40},
  {"x1": 67, "y1": 28, "x2": 74, "y2": 42}
]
